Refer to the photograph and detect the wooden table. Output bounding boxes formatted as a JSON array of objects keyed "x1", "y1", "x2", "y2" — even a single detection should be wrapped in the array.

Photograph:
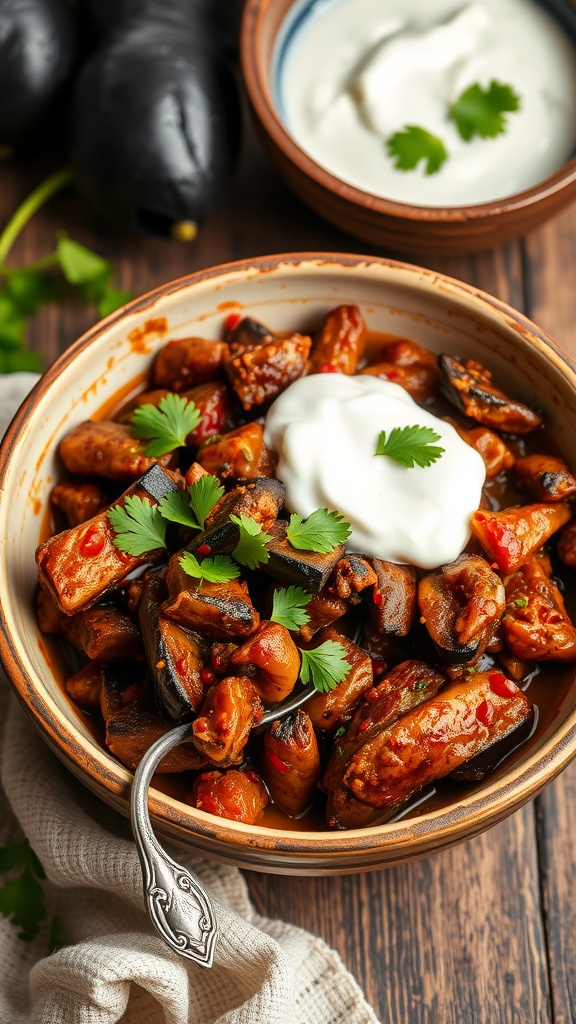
[{"x1": 2, "y1": 117, "x2": 576, "y2": 1024}]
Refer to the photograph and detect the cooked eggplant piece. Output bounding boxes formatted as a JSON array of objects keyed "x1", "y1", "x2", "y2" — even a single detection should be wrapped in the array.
[
  {"x1": 262, "y1": 711, "x2": 321, "y2": 817},
  {"x1": 418, "y1": 554, "x2": 505, "y2": 665},
  {"x1": 227, "y1": 316, "x2": 274, "y2": 351},
  {"x1": 191, "y1": 676, "x2": 263, "y2": 766},
  {"x1": 294, "y1": 589, "x2": 349, "y2": 642},
  {"x1": 327, "y1": 555, "x2": 377, "y2": 600},
  {"x1": 184, "y1": 461, "x2": 209, "y2": 488},
  {"x1": 305, "y1": 629, "x2": 374, "y2": 731},
  {"x1": 180, "y1": 381, "x2": 233, "y2": 446},
  {"x1": 101, "y1": 665, "x2": 205, "y2": 772},
  {"x1": 343, "y1": 671, "x2": 533, "y2": 814},
  {"x1": 36, "y1": 465, "x2": 178, "y2": 615},
  {"x1": 263, "y1": 521, "x2": 346, "y2": 593},
  {"x1": 446, "y1": 419, "x2": 514, "y2": 479},
  {"x1": 225, "y1": 333, "x2": 311, "y2": 410},
  {"x1": 310, "y1": 305, "x2": 366, "y2": 375},
  {"x1": 79, "y1": 0, "x2": 242, "y2": 55},
  {"x1": 497, "y1": 649, "x2": 529, "y2": 682},
  {"x1": 139, "y1": 570, "x2": 208, "y2": 723},
  {"x1": 471, "y1": 503, "x2": 572, "y2": 574},
  {"x1": 369, "y1": 559, "x2": 418, "y2": 637},
  {"x1": 163, "y1": 558, "x2": 260, "y2": 639},
  {"x1": 116, "y1": 389, "x2": 170, "y2": 422},
  {"x1": 197, "y1": 422, "x2": 275, "y2": 479},
  {"x1": 361, "y1": 338, "x2": 439, "y2": 402},
  {"x1": 503, "y1": 557, "x2": 576, "y2": 661},
  {"x1": 190, "y1": 769, "x2": 269, "y2": 824},
  {"x1": 186, "y1": 477, "x2": 285, "y2": 556},
  {"x1": 513, "y1": 454, "x2": 576, "y2": 502},
  {"x1": 51, "y1": 481, "x2": 107, "y2": 527},
  {"x1": 439, "y1": 354, "x2": 542, "y2": 433},
  {"x1": 36, "y1": 588, "x2": 68, "y2": 634},
  {"x1": 558, "y1": 519, "x2": 576, "y2": 569},
  {"x1": 153, "y1": 338, "x2": 229, "y2": 391},
  {"x1": 59, "y1": 420, "x2": 175, "y2": 482},
  {"x1": 65, "y1": 605, "x2": 142, "y2": 661},
  {"x1": 230, "y1": 621, "x2": 301, "y2": 702},
  {"x1": 450, "y1": 710, "x2": 534, "y2": 781},
  {"x1": 65, "y1": 662, "x2": 104, "y2": 713}
]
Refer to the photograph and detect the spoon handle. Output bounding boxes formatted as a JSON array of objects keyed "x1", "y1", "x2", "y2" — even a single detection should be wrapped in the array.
[{"x1": 131, "y1": 722, "x2": 218, "y2": 967}]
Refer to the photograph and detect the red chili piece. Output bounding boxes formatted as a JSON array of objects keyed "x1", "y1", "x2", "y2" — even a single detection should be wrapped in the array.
[
  {"x1": 200, "y1": 667, "x2": 216, "y2": 686},
  {"x1": 265, "y1": 749, "x2": 290, "y2": 774},
  {"x1": 244, "y1": 770, "x2": 261, "y2": 784},
  {"x1": 364, "y1": 688, "x2": 379, "y2": 703},
  {"x1": 385, "y1": 370, "x2": 400, "y2": 381},
  {"x1": 195, "y1": 718, "x2": 208, "y2": 733},
  {"x1": 175, "y1": 656, "x2": 188, "y2": 676},
  {"x1": 318, "y1": 363, "x2": 337, "y2": 374},
  {"x1": 197, "y1": 543, "x2": 211, "y2": 556},
  {"x1": 358, "y1": 721, "x2": 369, "y2": 733},
  {"x1": 373, "y1": 591, "x2": 383, "y2": 607},
  {"x1": 489, "y1": 673, "x2": 517, "y2": 699},
  {"x1": 224, "y1": 311, "x2": 241, "y2": 332},
  {"x1": 476, "y1": 698, "x2": 495, "y2": 727},
  {"x1": 80, "y1": 526, "x2": 105, "y2": 558},
  {"x1": 371, "y1": 658, "x2": 386, "y2": 678}
]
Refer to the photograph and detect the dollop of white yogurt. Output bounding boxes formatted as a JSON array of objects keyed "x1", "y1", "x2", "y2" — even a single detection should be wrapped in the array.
[{"x1": 264, "y1": 375, "x2": 486, "y2": 570}]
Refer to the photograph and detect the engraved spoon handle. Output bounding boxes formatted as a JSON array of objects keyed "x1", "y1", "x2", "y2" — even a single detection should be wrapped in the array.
[{"x1": 131, "y1": 723, "x2": 218, "y2": 968}]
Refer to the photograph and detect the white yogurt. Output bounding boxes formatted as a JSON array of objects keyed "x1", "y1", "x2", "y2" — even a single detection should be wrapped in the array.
[
  {"x1": 277, "y1": 0, "x2": 576, "y2": 206},
  {"x1": 264, "y1": 375, "x2": 486, "y2": 570}
]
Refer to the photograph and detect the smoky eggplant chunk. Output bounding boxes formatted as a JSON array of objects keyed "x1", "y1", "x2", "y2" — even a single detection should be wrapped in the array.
[
  {"x1": 449, "y1": 709, "x2": 534, "y2": 782},
  {"x1": 360, "y1": 339, "x2": 438, "y2": 403},
  {"x1": 36, "y1": 465, "x2": 179, "y2": 615},
  {"x1": 65, "y1": 605, "x2": 142, "y2": 661},
  {"x1": 163, "y1": 557, "x2": 260, "y2": 639},
  {"x1": 471, "y1": 503, "x2": 572, "y2": 574},
  {"x1": 138, "y1": 570, "x2": 208, "y2": 723},
  {"x1": 153, "y1": 337, "x2": 229, "y2": 391},
  {"x1": 36, "y1": 589, "x2": 68, "y2": 634},
  {"x1": 342, "y1": 672, "x2": 534, "y2": 813},
  {"x1": 327, "y1": 555, "x2": 377, "y2": 600},
  {"x1": 101, "y1": 666, "x2": 206, "y2": 773},
  {"x1": 295, "y1": 589, "x2": 349, "y2": 642},
  {"x1": 446, "y1": 420, "x2": 514, "y2": 480},
  {"x1": 191, "y1": 676, "x2": 263, "y2": 766},
  {"x1": 262, "y1": 711, "x2": 321, "y2": 818},
  {"x1": 190, "y1": 769, "x2": 269, "y2": 824},
  {"x1": 513, "y1": 454, "x2": 576, "y2": 502},
  {"x1": 439, "y1": 354, "x2": 543, "y2": 433},
  {"x1": 305, "y1": 630, "x2": 374, "y2": 732},
  {"x1": 51, "y1": 481, "x2": 107, "y2": 527},
  {"x1": 558, "y1": 520, "x2": 576, "y2": 569},
  {"x1": 230, "y1": 621, "x2": 301, "y2": 702},
  {"x1": 263, "y1": 521, "x2": 346, "y2": 593},
  {"x1": 503, "y1": 557, "x2": 576, "y2": 661},
  {"x1": 225, "y1": 332, "x2": 311, "y2": 411},
  {"x1": 116, "y1": 388, "x2": 169, "y2": 422},
  {"x1": 310, "y1": 305, "x2": 366, "y2": 375},
  {"x1": 59, "y1": 420, "x2": 175, "y2": 482},
  {"x1": 197, "y1": 422, "x2": 275, "y2": 480},
  {"x1": 180, "y1": 381, "x2": 233, "y2": 447},
  {"x1": 369, "y1": 559, "x2": 418, "y2": 637},
  {"x1": 418, "y1": 554, "x2": 505, "y2": 665},
  {"x1": 65, "y1": 662, "x2": 104, "y2": 713},
  {"x1": 227, "y1": 316, "x2": 274, "y2": 351},
  {"x1": 186, "y1": 477, "x2": 285, "y2": 556}
]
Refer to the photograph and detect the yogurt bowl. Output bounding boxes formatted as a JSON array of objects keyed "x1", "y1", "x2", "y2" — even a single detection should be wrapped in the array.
[{"x1": 2, "y1": 253, "x2": 576, "y2": 874}]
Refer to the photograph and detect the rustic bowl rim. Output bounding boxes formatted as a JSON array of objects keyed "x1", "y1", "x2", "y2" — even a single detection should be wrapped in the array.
[
  {"x1": 2, "y1": 251, "x2": 576, "y2": 864},
  {"x1": 240, "y1": 0, "x2": 576, "y2": 224}
]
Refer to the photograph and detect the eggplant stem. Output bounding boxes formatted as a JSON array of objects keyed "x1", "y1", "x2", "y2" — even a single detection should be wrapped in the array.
[{"x1": 0, "y1": 168, "x2": 74, "y2": 266}]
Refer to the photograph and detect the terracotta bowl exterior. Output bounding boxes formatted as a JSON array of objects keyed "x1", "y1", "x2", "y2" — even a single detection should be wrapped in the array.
[
  {"x1": 2, "y1": 253, "x2": 576, "y2": 875},
  {"x1": 240, "y1": 0, "x2": 576, "y2": 255}
]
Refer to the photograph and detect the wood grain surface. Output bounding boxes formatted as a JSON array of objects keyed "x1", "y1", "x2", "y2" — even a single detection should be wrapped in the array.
[{"x1": 2, "y1": 113, "x2": 576, "y2": 1023}]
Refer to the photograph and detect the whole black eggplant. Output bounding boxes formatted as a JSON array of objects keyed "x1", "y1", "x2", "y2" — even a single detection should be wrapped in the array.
[
  {"x1": 78, "y1": 0, "x2": 242, "y2": 55},
  {"x1": 0, "y1": 0, "x2": 77, "y2": 150},
  {"x1": 69, "y1": 20, "x2": 241, "y2": 237}
]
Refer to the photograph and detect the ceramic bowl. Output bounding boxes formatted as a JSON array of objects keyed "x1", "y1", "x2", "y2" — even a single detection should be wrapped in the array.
[
  {"x1": 2, "y1": 252, "x2": 576, "y2": 875},
  {"x1": 240, "y1": 0, "x2": 576, "y2": 255}
]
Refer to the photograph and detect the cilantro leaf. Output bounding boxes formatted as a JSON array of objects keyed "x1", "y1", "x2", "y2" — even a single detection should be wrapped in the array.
[
  {"x1": 375, "y1": 425, "x2": 445, "y2": 468},
  {"x1": 230, "y1": 514, "x2": 271, "y2": 569},
  {"x1": 57, "y1": 236, "x2": 111, "y2": 288},
  {"x1": 299, "y1": 640, "x2": 350, "y2": 694},
  {"x1": 0, "y1": 840, "x2": 47, "y2": 942},
  {"x1": 449, "y1": 80, "x2": 520, "y2": 141},
  {"x1": 0, "y1": 291, "x2": 26, "y2": 348},
  {"x1": 188, "y1": 475, "x2": 224, "y2": 530},
  {"x1": 286, "y1": 508, "x2": 351, "y2": 553},
  {"x1": 130, "y1": 393, "x2": 201, "y2": 457},
  {"x1": 179, "y1": 551, "x2": 240, "y2": 584},
  {"x1": 271, "y1": 586, "x2": 312, "y2": 631},
  {"x1": 97, "y1": 288, "x2": 133, "y2": 319},
  {"x1": 107, "y1": 496, "x2": 168, "y2": 556},
  {"x1": 387, "y1": 125, "x2": 448, "y2": 176},
  {"x1": 158, "y1": 490, "x2": 201, "y2": 530},
  {"x1": 5, "y1": 270, "x2": 56, "y2": 314}
]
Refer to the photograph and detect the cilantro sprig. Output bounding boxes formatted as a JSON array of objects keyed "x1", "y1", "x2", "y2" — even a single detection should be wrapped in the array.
[
  {"x1": 158, "y1": 475, "x2": 224, "y2": 530},
  {"x1": 0, "y1": 839, "x2": 46, "y2": 941},
  {"x1": 375, "y1": 425, "x2": 445, "y2": 469},
  {"x1": 130, "y1": 393, "x2": 201, "y2": 457},
  {"x1": 230, "y1": 514, "x2": 272, "y2": 569},
  {"x1": 286, "y1": 508, "x2": 351, "y2": 553},
  {"x1": 270, "y1": 586, "x2": 313, "y2": 631},
  {"x1": 179, "y1": 551, "x2": 240, "y2": 584},
  {"x1": 387, "y1": 126, "x2": 448, "y2": 176},
  {"x1": 299, "y1": 641, "x2": 350, "y2": 694},
  {"x1": 107, "y1": 496, "x2": 167, "y2": 556},
  {"x1": 449, "y1": 80, "x2": 520, "y2": 141}
]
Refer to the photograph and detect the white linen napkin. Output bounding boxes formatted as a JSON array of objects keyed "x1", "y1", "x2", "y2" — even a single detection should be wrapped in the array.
[{"x1": 0, "y1": 376, "x2": 381, "y2": 1024}]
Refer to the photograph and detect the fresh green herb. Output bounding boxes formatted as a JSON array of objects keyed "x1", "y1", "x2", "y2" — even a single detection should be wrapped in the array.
[
  {"x1": 270, "y1": 586, "x2": 313, "y2": 631},
  {"x1": 375, "y1": 425, "x2": 445, "y2": 468},
  {"x1": 387, "y1": 125, "x2": 448, "y2": 176},
  {"x1": 337, "y1": 746, "x2": 344, "y2": 758},
  {"x1": 0, "y1": 840, "x2": 46, "y2": 941},
  {"x1": 412, "y1": 679, "x2": 429, "y2": 692},
  {"x1": 464, "y1": 666, "x2": 477, "y2": 677},
  {"x1": 179, "y1": 551, "x2": 240, "y2": 585},
  {"x1": 286, "y1": 508, "x2": 351, "y2": 554},
  {"x1": 230, "y1": 514, "x2": 272, "y2": 569},
  {"x1": 511, "y1": 596, "x2": 529, "y2": 609},
  {"x1": 449, "y1": 80, "x2": 520, "y2": 141},
  {"x1": 130, "y1": 393, "x2": 201, "y2": 457},
  {"x1": 0, "y1": 170, "x2": 131, "y2": 373},
  {"x1": 107, "y1": 496, "x2": 167, "y2": 556},
  {"x1": 299, "y1": 640, "x2": 350, "y2": 694},
  {"x1": 158, "y1": 475, "x2": 224, "y2": 531},
  {"x1": 334, "y1": 725, "x2": 347, "y2": 740}
]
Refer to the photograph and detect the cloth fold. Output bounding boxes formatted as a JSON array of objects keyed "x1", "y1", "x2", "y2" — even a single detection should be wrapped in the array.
[{"x1": 0, "y1": 375, "x2": 381, "y2": 1024}]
